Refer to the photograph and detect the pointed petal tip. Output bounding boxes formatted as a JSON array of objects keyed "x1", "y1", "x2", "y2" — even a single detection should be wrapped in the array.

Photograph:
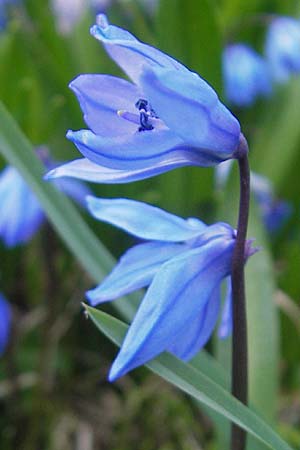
[
  {"x1": 85, "y1": 194, "x2": 96, "y2": 212},
  {"x1": 108, "y1": 369, "x2": 118, "y2": 383},
  {"x1": 85, "y1": 288, "x2": 99, "y2": 306},
  {"x1": 96, "y1": 14, "x2": 109, "y2": 29},
  {"x1": 90, "y1": 15, "x2": 109, "y2": 39},
  {"x1": 108, "y1": 360, "x2": 126, "y2": 382},
  {"x1": 43, "y1": 169, "x2": 56, "y2": 181},
  {"x1": 68, "y1": 78, "x2": 79, "y2": 92},
  {"x1": 66, "y1": 129, "x2": 74, "y2": 140}
]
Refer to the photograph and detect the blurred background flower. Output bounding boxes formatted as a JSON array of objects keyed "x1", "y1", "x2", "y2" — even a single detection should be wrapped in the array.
[
  {"x1": 0, "y1": 0, "x2": 19, "y2": 29},
  {"x1": 0, "y1": 147, "x2": 90, "y2": 247},
  {"x1": 265, "y1": 16, "x2": 300, "y2": 83},
  {"x1": 223, "y1": 43, "x2": 271, "y2": 107},
  {"x1": 51, "y1": 0, "x2": 111, "y2": 34},
  {"x1": 0, "y1": 293, "x2": 11, "y2": 355},
  {"x1": 251, "y1": 172, "x2": 292, "y2": 234}
]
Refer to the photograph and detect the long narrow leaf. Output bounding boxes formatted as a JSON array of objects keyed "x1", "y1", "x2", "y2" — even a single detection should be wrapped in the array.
[{"x1": 85, "y1": 306, "x2": 293, "y2": 450}]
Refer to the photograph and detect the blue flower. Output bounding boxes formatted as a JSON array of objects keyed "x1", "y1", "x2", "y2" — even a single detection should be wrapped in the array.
[
  {"x1": 0, "y1": 0, "x2": 18, "y2": 29},
  {"x1": 215, "y1": 162, "x2": 292, "y2": 234},
  {"x1": 265, "y1": 16, "x2": 300, "y2": 83},
  {"x1": 0, "y1": 148, "x2": 91, "y2": 247},
  {"x1": 251, "y1": 172, "x2": 292, "y2": 234},
  {"x1": 85, "y1": 197, "x2": 255, "y2": 381},
  {"x1": 0, "y1": 293, "x2": 11, "y2": 355},
  {"x1": 223, "y1": 44, "x2": 271, "y2": 107},
  {"x1": 46, "y1": 14, "x2": 243, "y2": 185},
  {"x1": 51, "y1": 0, "x2": 110, "y2": 35}
]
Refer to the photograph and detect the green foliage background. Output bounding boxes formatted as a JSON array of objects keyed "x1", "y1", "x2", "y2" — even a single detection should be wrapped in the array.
[{"x1": 0, "y1": 1, "x2": 300, "y2": 449}]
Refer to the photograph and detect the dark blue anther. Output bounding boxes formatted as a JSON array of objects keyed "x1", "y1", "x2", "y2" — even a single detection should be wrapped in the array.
[
  {"x1": 135, "y1": 98, "x2": 156, "y2": 132},
  {"x1": 138, "y1": 111, "x2": 154, "y2": 132},
  {"x1": 135, "y1": 98, "x2": 148, "y2": 111}
]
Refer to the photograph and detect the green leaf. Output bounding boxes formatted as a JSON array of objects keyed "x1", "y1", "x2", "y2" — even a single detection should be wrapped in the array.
[
  {"x1": 156, "y1": 0, "x2": 222, "y2": 91},
  {"x1": 85, "y1": 305, "x2": 293, "y2": 450},
  {"x1": 246, "y1": 201, "x2": 279, "y2": 422}
]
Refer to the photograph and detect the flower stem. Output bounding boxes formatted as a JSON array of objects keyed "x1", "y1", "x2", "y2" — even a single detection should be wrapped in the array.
[{"x1": 231, "y1": 141, "x2": 250, "y2": 450}]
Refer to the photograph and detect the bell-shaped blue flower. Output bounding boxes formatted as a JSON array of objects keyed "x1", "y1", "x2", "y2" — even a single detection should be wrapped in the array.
[
  {"x1": 85, "y1": 197, "x2": 255, "y2": 381},
  {"x1": 265, "y1": 16, "x2": 300, "y2": 83},
  {"x1": 223, "y1": 44, "x2": 271, "y2": 107},
  {"x1": 0, "y1": 293, "x2": 11, "y2": 355},
  {"x1": 0, "y1": 150, "x2": 91, "y2": 248},
  {"x1": 251, "y1": 172, "x2": 292, "y2": 234},
  {"x1": 46, "y1": 14, "x2": 244, "y2": 185},
  {"x1": 51, "y1": 0, "x2": 110, "y2": 35},
  {"x1": 0, "y1": 165, "x2": 45, "y2": 247},
  {"x1": 215, "y1": 162, "x2": 292, "y2": 234},
  {"x1": 0, "y1": 0, "x2": 18, "y2": 29}
]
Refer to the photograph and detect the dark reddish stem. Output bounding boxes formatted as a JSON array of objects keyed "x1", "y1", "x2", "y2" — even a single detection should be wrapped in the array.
[{"x1": 231, "y1": 138, "x2": 250, "y2": 450}]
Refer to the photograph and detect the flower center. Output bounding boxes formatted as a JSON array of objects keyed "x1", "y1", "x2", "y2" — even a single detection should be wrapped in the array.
[
  {"x1": 117, "y1": 98, "x2": 159, "y2": 132},
  {"x1": 135, "y1": 98, "x2": 158, "y2": 132}
]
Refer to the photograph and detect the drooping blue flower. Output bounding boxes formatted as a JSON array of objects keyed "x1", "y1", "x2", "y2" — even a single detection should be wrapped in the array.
[
  {"x1": 46, "y1": 14, "x2": 244, "y2": 185},
  {"x1": 0, "y1": 149, "x2": 91, "y2": 248},
  {"x1": 0, "y1": 293, "x2": 11, "y2": 355},
  {"x1": 265, "y1": 16, "x2": 300, "y2": 83},
  {"x1": 85, "y1": 197, "x2": 255, "y2": 381},
  {"x1": 251, "y1": 172, "x2": 292, "y2": 234},
  {"x1": 51, "y1": 0, "x2": 110, "y2": 35},
  {"x1": 0, "y1": 0, "x2": 18, "y2": 29},
  {"x1": 223, "y1": 44, "x2": 271, "y2": 107},
  {"x1": 215, "y1": 162, "x2": 292, "y2": 234}
]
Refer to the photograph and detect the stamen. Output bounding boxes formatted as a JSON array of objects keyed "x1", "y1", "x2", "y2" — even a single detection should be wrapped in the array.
[
  {"x1": 135, "y1": 98, "x2": 158, "y2": 132},
  {"x1": 139, "y1": 111, "x2": 154, "y2": 132},
  {"x1": 135, "y1": 98, "x2": 148, "y2": 111}
]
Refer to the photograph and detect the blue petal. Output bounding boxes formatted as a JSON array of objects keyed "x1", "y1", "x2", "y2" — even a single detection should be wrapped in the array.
[
  {"x1": 69, "y1": 74, "x2": 141, "y2": 137},
  {"x1": 44, "y1": 157, "x2": 197, "y2": 184},
  {"x1": 90, "y1": 14, "x2": 188, "y2": 84},
  {"x1": 108, "y1": 236, "x2": 235, "y2": 381},
  {"x1": 66, "y1": 127, "x2": 209, "y2": 170},
  {"x1": 0, "y1": 293, "x2": 11, "y2": 355},
  {"x1": 215, "y1": 160, "x2": 234, "y2": 190},
  {"x1": 168, "y1": 285, "x2": 221, "y2": 360},
  {"x1": 218, "y1": 277, "x2": 232, "y2": 339},
  {"x1": 86, "y1": 196, "x2": 206, "y2": 242},
  {"x1": 86, "y1": 241, "x2": 188, "y2": 305},
  {"x1": 139, "y1": 66, "x2": 241, "y2": 162},
  {"x1": 191, "y1": 222, "x2": 235, "y2": 247},
  {"x1": 0, "y1": 167, "x2": 44, "y2": 247}
]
